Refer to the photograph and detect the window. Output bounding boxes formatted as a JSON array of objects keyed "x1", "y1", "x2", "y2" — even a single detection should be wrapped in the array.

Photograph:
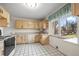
[{"x1": 54, "y1": 16, "x2": 77, "y2": 38}]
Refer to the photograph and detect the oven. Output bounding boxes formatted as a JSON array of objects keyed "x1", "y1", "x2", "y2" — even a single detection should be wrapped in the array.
[
  {"x1": 4, "y1": 37, "x2": 15, "y2": 56},
  {"x1": 0, "y1": 30, "x2": 1, "y2": 35}
]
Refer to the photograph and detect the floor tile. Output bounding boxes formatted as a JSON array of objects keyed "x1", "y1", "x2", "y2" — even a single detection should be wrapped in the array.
[{"x1": 13, "y1": 43, "x2": 64, "y2": 56}]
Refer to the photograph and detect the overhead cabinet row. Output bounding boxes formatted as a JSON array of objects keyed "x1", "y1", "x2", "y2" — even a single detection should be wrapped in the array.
[
  {"x1": 15, "y1": 20, "x2": 48, "y2": 29},
  {"x1": 15, "y1": 20, "x2": 40, "y2": 29}
]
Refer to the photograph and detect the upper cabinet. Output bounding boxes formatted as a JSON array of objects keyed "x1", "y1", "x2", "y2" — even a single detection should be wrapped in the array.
[
  {"x1": 23, "y1": 21, "x2": 36, "y2": 29},
  {"x1": 22, "y1": 21, "x2": 29, "y2": 29},
  {"x1": 72, "y1": 3, "x2": 79, "y2": 16},
  {"x1": 15, "y1": 20, "x2": 40, "y2": 29},
  {"x1": 39, "y1": 19, "x2": 48, "y2": 30},
  {"x1": 48, "y1": 3, "x2": 79, "y2": 21},
  {"x1": 0, "y1": 18, "x2": 7, "y2": 27},
  {"x1": 42, "y1": 20, "x2": 48, "y2": 29},
  {"x1": 15, "y1": 20, "x2": 23, "y2": 28},
  {"x1": 0, "y1": 6, "x2": 10, "y2": 27},
  {"x1": 15, "y1": 19, "x2": 48, "y2": 29}
]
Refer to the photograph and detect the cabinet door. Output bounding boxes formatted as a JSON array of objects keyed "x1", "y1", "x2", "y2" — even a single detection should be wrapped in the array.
[
  {"x1": 16, "y1": 35, "x2": 22, "y2": 44},
  {"x1": 16, "y1": 34, "x2": 28, "y2": 44},
  {"x1": 21, "y1": 34, "x2": 28, "y2": 44},
  {"x1": 75, "y1": 4, "x2": 79, "y2": 16},
  {"x1": 23, "y1": 21, "x2": 28, "y2": 28},
  {"x1": 41, "y1": 20, "x2": 48, "y2": 29},
  {"x1": 23, "y1": 21, "x2": 34, "y2": 29},
  {"x1": 28, "y1": 21, "x2": 34, "y2": 28},
  {"x1": 34, "y1": 21, "x2": 39, "y2": 29},
  {"x1": 0, "y1": 18, "x2": 7, "y2": 27},
  {"x1": 72, "y1": 3, "x2": 79, "y2": 16},
  {"x1": 39, "y1": 21, "x2": 43, "y2": 29},
  {"x1": 15, "y1": 20, "x2": 23, "y2": 28}
]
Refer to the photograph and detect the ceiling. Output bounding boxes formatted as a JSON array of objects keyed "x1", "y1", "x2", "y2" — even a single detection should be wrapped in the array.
[{"x1": 0, "y1": 3, "x2": 66, "y2": 20}]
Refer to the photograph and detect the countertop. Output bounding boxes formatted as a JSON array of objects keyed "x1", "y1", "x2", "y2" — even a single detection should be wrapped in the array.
[
  {"x1": 64, "y1": 38, "x2": 79, "y2": 45},
  {"x1": 49, "y1": 35, "x2": 79, "y2": 45},
  {"x1": 0, "y1": 35, "x2": 15, "y2": 41}
]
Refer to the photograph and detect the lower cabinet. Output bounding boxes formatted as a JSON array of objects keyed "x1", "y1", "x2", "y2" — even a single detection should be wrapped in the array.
[
  {"x1": 49, "y1": 36, "x2": 79, "y2": 56},
  {"x1": 16, "y1": 34, "x2": 28, "y2": 44},
  {"x1": 0, "y1": 41, "x2": 4, "y2": 56},
  {"x1": 34, "y1": 34, "x2": 49, "y2": 45},
  {"x1": 16, "y1": 33, "x2": 49, "y2": 45},
  {"x1": 40, "y1": 34, "x2": 49, "y2": 45},
  {"x1": 34, "y1": 34, "x2": 42, "y2": 43}
]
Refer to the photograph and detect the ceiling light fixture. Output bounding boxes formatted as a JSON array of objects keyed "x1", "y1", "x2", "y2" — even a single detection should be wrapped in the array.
[{"x1": 24, "y1": 3, "x2": 39, "y2": 8}]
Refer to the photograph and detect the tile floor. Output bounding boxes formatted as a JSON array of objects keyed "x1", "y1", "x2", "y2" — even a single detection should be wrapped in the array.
[{"x1": 13, "y1": 43, "x2": 64, "y2": 56}]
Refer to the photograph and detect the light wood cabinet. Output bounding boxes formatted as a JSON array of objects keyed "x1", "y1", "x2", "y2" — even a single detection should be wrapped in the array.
[
  {"x1": 16, "y1": 35, "x2": 22, "y2": 44},
  {"x1": 34, "y1": 34, "x2": 42, "y2": 43},
  {"x1": 39, "y1": 20, "x2": 48, "y2": 29},
  {"x1": 15, "y1": 20, "x2": 23, "y2": 28},
  {"x1": 0, "y1": 6, "x2": 10, "y2": 27},
  {"x1": 40, "y1": 36, "x2": 49, "y2": 45},
  {"x1": 15, "y1": 19, "x2": 48, "y2": 29},
  {"x1": 20, "y1": 35, "x2": 27, "y2": 44},
  {"x1": 0, "y1": 18, "x2": 8, "y2": 27},
  {"x1": 72, "y1": 3, "x2": 79, "y2": 16},
  {"x1": 28, "y1": 21, "x2": 35, "y2": 29},
  {"x1": 23, "y1": 21, "x2": 35, "y2": 29},
  {"x1": 39, "y1": 21, "x2": 43, "y2": 29},
  {"x1": 34, "y1": 21, "x2": 40, "y2": 29},
  {"x1": 34, "y1": 33, "x2": 49, "y2": 45},
  {"x1": 15, "y1": 20, "x2": 40, "y2": 29},
  {"x1": 16, "y1": 34, "x2": 28, "y2": 44},
  {"x1": 42, "y1": 20, "x2": 48, "y2": 29},
  {"x1": 40, "y1": 34, "x2": 49, "y2": 45},
  {"x1": 23, "y1": 21, "x2": 28, "y2": 28}
]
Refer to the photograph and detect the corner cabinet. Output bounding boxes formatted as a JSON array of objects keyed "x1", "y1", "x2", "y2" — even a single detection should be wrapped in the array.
[
  {"x1": 39, "y1": 20, "x2": 48, "y2": 30},
  {"x1": 42, "y1": 20, "x2": 48, "y2": 29},
  {"x1": 0, "y1": 6, "x2": 10, "y2": 27}
]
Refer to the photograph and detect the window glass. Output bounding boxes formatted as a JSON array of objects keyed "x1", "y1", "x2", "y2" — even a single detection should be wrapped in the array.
[{"x1": 60, "y1": 16, "x2": 77, "y2": 38}]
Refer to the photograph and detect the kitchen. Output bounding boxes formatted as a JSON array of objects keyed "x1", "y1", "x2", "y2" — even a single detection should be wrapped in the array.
[{"x1": 0, "y1": 3, "x2": 79, "y2": 56}]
